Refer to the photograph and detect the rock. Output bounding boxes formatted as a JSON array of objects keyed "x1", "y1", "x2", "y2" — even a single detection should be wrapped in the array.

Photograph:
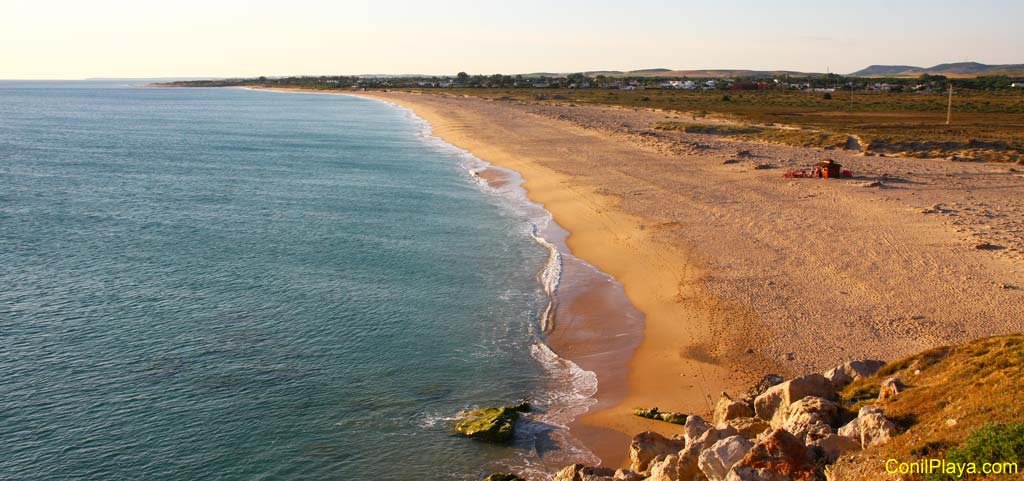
[
  {"x1": 773, "y1": 397, "x2": 842, "y2": 442},
  {"x1": 628, "y1": 431, "x2": 686, "y2": 472},
  {"x1": 837, "y1": 410, "x2": 897, "y2": 448},
  {"x1": 698, "y1": 435, "x2": 754, "y2": 481},
  {"x1": 726, "y1": 429, "x2": 818, "y2": 481},
  {"x1": 753, "y1": 163, "x2": 774, "y2": 170},
  {"x1": 454, "y1": 405, "x2": 525, "y2": 442},
  {"x1": 878, "y1": 377, "x2": 905, "y2": 401},
  {"x1": 675, "y1": 448, "x2": 705, "y2": 481},
  {"x1": 694, "y1": 425, "x2": 741, "y2": 451},
  {"x1": 725, "y1": 417, "x2": 771, "y2": 440},
  {"x1": 684, "y1": 416, "x2": 712, "y2": 445},
  {"x1": 509, "y1": 401, "x2": 532, "y2": 413},
  {"x1": 635, "y1": 407, "x2": 688, "y2": 425},
  {"x1": 614, "y1": 469, "x2": 644, "y2": 481},
  {"x1": 714, "y1": 396, "x2": 755, "y2": 427},
  {"x1": 554, "y1": 464, "x2": 618, "y2": 481},
  {"x1": 742, "y1": 374, "x2": 785, "y2": 402},
  {"x1": 648, "y1": 454, "x2": 681, "y2": 481},
  {"x1": 858, "y1": 413, "x2": 897, "y2": 448},
  {"x1": 809, "y1": 434, "x2": 861, "y2": 463},
  {"x1": 823, "y1": 360, "x2": 886, "y2": 390},
  {"x1": 723, "y1": 158, "x2": 740, "y2": 164},
  {"x1": 754, "y1": 374, "x2": 834, "y2": 422},
  {"x1": 484, "y1": 474, "x2": 526, "y2": 481},
  {"x1": 836, "y1": 418, "x2": 859, "y2": 440}
]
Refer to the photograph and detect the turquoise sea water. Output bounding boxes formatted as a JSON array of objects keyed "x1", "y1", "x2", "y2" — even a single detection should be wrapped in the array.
[{"x1": 0, "y1": 82, "x2": 597, "y2": 480}]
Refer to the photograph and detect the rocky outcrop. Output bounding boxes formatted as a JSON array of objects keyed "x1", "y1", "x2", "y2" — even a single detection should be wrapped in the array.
[
  {"x1": 741, "y1": 374, "x2": 785, "y2": 402},
  {"x1": 809, "y1": 433, "x2": 861, "y2": 462},
  {"x1": 629, "y1": 431, "x2": 687, "y2": 472},
  {"x1": 773, "y1": 396, "x2": 842, "y2": 443},
  {"x1": 723, "y1": 417, "x2": 770, "y2": 440},
  {"x1": 713, "y1": 395, "x2": 755, "y2": 427},
  {"x1": 822, "y1": 360, "x2": 885, "y2": 390},
  {"x1": 683, "y1": 416, "x2": 713, "y2": 445},
  {"x1": 877, "y1": 377, "x2": 905, "y2": 402},
  {"x1": 547, "y1": 359, "x2": 908, "y2": 481},
  {"x1": 647, "y1": 455, "x2": 680, "y2": 481},
  {"x1": 726, "y1": 429, "x2": 818, "y2": 481},
  {"x1": 838, "y1": 406, "x2": 897, "y2": 448},
  {"x1": 554, "y1": 464, "x2": 618, "y2": 481},
  {"x1": 698, "y1": 436, "x2": 754, "y2": 481},
  {"x1": 615, "y1": 469, "x2": 646, "y2": 481},
  {"x1": 753, "y1": 374, "x2": 834, "y2": 423},
  {"x1": 454, "y1": 402, "x2": 530, "y2": 442}
]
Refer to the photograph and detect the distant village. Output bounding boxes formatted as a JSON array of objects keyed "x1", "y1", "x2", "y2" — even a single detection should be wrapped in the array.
[{"x1": 178, "y1": 72, "x2": 1024, "y2": 93}]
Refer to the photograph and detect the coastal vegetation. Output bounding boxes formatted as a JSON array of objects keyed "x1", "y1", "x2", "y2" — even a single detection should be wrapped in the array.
[
  {"x1": 428, "y1": 87, "x2": 1024, "y2": 162},
  {"x1": 542, "y1": 335, "x2": 1024, "y2": 481}
]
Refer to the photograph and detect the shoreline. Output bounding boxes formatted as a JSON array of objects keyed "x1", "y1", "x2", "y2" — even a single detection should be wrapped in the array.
[
  {"x1": 251, "y1": 86, "x2": 700, "y2": 465},
  {"x1": 217, "y1": 86, "x2": 1024, "y2": 475},
  {"x1": 346, "y1": 90, "x2": 756, "y2": 467}
]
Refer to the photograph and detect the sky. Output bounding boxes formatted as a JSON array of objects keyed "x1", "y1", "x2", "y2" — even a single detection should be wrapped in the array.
[{"x1": 2, "y1": 0, "x2": 1022, "y2": 79}]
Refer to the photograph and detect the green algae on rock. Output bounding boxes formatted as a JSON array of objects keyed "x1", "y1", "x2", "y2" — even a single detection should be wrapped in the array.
[
  {"x1": 455, "y1": 402, "x2": 531, "y2": 442},
  {"x1": 633, "y1": 406, "x2": 688, "y2": 425},
  {"x1": 482, "y1": 473, "x2": 526, "y2": 481}
]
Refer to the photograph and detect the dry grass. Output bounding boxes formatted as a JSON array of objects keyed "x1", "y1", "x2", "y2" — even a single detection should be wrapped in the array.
[
  {"x1": 404, "y1": 88, "x2": 1024, "y2": 162},
  {"x1": 833, "y1": 335, "x2": 1024, "y2": 480}
]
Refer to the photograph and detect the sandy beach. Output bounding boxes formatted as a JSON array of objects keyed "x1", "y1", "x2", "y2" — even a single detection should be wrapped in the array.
[{"x1": 260, "y1": 87, "x2": 1024, "y2": 468}]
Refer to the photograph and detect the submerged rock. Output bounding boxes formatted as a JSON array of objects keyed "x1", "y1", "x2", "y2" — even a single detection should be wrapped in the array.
[
  {"x1": 484, "y1": 474, "x2": 526, "y2": 481},
  {"x1": 455, "y1": 403, "x2": 530, "y2": 442}
]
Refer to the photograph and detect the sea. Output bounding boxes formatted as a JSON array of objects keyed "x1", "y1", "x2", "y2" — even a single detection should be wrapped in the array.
[{"x1": 0, "y1": 82, "x2": 602, "y2": 480}]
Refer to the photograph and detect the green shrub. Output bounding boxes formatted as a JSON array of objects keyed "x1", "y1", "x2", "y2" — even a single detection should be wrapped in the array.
[{"x1": 924, "y1": 423, "x2": 1024, "y2": 480}]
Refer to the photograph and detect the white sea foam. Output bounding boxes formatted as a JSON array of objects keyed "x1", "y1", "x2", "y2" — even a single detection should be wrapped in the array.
[
  {"x1": 530, "y1": 225, "x2": 562, "y2": 334},
  {"x1": 362, "y1": 95, "x2": 603, "y2": 475}
]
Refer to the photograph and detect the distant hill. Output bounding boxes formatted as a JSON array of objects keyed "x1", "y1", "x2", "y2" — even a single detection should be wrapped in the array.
[{"x1": 851, "y1": 62, "x2": 1024, "y2": 77}]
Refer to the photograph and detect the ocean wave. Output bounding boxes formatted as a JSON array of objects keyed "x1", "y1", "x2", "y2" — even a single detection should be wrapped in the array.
[{"x1": 530, "y1": 226, "x2": 562, "y2": 334}]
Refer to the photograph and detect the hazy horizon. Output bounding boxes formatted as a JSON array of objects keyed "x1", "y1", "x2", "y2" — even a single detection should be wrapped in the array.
[{"x1": 4, "y1": 0, "x2": 1023, "y2": 80}]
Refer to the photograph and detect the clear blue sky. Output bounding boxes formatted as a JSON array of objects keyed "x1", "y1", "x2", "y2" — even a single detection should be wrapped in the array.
[{"x1": 3, "y1": 0, "x2": 1022, "y2": 79}]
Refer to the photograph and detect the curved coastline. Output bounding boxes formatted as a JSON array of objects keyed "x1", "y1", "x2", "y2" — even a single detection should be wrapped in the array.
[
  {"x1": 244, "y1": 87, "x2": 633, "y2": 472},
  {"x1": 346, "y1": 90, "x2": 724, "y2": 469}
]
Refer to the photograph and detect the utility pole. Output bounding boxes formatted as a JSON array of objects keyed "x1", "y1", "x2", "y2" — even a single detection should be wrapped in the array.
[{"x1": 946, "y1": 84, "x2": 954, "y2": 125}]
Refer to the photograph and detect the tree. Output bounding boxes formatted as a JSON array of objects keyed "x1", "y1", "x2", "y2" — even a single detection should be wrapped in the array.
[{"x1": 456, "y1": 72, "x2": 470, "y2": 83}]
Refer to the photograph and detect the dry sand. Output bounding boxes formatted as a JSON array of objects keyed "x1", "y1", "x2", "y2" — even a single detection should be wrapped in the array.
[{"x1": 263, "y1": 88, "x2": 1024, "y2": 468}]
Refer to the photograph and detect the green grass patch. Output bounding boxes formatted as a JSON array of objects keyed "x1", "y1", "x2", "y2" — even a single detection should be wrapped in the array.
[{"x1": 924, "y1": 423, "x2": 1024, "y2": 480}]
